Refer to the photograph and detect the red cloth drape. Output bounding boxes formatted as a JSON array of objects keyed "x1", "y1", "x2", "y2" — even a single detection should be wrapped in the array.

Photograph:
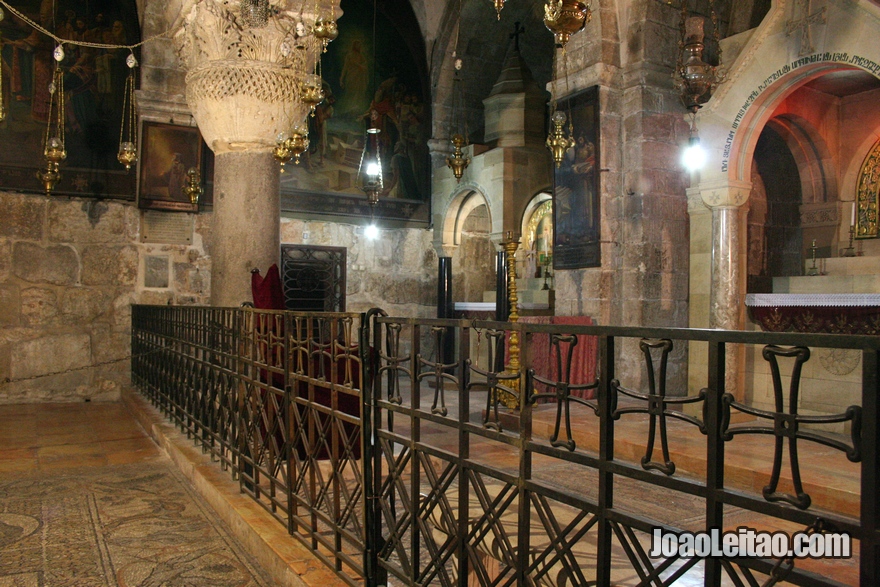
[
  {"x1": 511, "y1": 315, "x2": 597, "y2": 400},
  {"x1": 251, "y1": 264, "x2": 285, "y2": 310}
]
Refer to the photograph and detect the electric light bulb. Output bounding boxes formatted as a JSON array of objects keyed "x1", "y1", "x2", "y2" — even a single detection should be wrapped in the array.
[
  {"x1": 366, "y1": 162, "x2": 381, "y2": 177},
  {"x1": 682, "y1": 140, "x2": 706, "y2": 171},
  {"x1": 365, "y1": 224, "x2": 379, "y2": 240}
]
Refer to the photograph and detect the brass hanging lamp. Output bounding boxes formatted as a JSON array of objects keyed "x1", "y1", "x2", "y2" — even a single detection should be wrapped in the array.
[
  {"x1": 313, "y1": 1, "x2": 339, "y2": 53},
  {"x1": 37, "y1": 45, "x2": 68, "y2": 195},
  {"x1": 545, "y1": 50, "x2": 575, "y2": 167},
  {"x1": 117, "y1": 53, "x2": 139, "y2": 171},
  {"x1": 273, "y1": 131, "x2": 294, "y2": 169},
  {"x1": 673, "y1": 0, "x2": 725, "y2": 114},
  {"x1": 543, "y1": 0, "x2": 591, "y2": 49},
  {"x1": 299, "y1": 73, "x2": 325, "y2": 116},
  {"x1": 546, "y1": 110, "x2": 575, "y2": 167},
  {"x1": 492, "y1": 0, "x2": 505, "y2": 20},
  {"x1": 445, "y1": 1, "x2": 470, "y2": 181},
  {"x1": 286, "y1": 126, "x2": 310, "y2": 164},
  {"x1": 184, "y1": 167, "x2": 203, "y2": 207},
  {"x1": 447, "y1": 134, "x2": 470, "y2": 181}
]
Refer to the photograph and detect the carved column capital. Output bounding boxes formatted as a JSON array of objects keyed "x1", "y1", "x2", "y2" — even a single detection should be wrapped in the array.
[
  {"x1": 168, "y1": 0, "x2": 340, "y2": 153},
  {"x1": 699, "y1": 179, "x2": 752, "y2": 209}
]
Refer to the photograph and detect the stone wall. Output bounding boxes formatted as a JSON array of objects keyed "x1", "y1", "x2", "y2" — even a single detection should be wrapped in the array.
[
  {"x1": 0, "y1": 191, "x2": 211, "y2": 404},
  {"x1": 280, "y1": 218, "x2": 437, "y2": 318}
]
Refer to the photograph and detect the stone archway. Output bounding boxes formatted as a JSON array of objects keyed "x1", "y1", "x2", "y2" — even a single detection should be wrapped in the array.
[{"x1": 686, "y1": 0, "x2": 880, "y2": 397}]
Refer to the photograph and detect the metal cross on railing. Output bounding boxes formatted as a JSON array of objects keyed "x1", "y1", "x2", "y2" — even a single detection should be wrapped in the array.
[{"x1": 722, "y1": 345, "x2": 862, "y2": 509}]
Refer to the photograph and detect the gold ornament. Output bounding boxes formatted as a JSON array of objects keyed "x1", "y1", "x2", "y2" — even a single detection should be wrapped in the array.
[
  {"x1": 299, "y1": 74, "x2": 325, "y2": 115},
  {"x1": 543, "y1": 0, "x2": 591, "y2": 49},
  {"x1": 117, "y1": 59, "x2": 139, "y2": 170},
  {"x1": 546, "y1": 110, "x2": 575, "y2": 167},
  {"x1": 286, "y1": 127, "x2": 309, "y2": 164},
  {"x1": 492, "y1": 0, "x2": 505, "y2": 20},
  {"x1": 313, "y1": 17, "x2": 338, "y2": 52},
  {"x1": 184, "y1": 167, "x2": 203, "y2": 206},
  {"x1": 445, "y1": 134, "x2": 470, "y2": 181}
]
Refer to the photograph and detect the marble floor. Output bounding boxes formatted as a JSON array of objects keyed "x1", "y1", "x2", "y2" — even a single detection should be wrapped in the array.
[{"x1": 0, "y1": 398, "x2": 861, "y2": 586}]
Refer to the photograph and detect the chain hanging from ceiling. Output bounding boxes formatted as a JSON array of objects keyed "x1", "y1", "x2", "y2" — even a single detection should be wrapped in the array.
[
  {"x1": 117, "y1": 54, "x2": 140, "y2": 171},
  {"x1": 446, "y1": 0, "x2": 470, "y2": 181},
  {"x1": 37, "y1": 45, "x2": 67, "y2": 195}
]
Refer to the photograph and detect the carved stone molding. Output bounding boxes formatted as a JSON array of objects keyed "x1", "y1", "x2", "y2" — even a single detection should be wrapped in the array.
[
  {"x1": 800, "y1": 203, "x2": 839, "y2": 228},
  {"x1": 699, "y1": 179, "x2": 753, "y2": 209}
]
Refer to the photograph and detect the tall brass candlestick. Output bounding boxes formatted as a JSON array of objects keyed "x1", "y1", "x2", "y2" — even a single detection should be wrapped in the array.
[{"x1": 501, "y1": 233, "x2": 521, "y2": 409}]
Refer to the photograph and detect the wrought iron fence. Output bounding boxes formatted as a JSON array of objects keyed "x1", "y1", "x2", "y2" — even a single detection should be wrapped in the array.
[
  {"x1": 131, "y1": 305, "x2": 367, "y2": 585},
  {"x1": 366, "y1": 316, "x2": 878, "y2": 587},
  {"x1": 131, "y1": 305, "x2": 879, "y2": 587}
]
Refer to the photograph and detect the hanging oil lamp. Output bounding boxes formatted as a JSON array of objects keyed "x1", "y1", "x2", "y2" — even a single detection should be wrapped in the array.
[
  {"x1": 446, "y1": 134, "x2": 470, "y2": 181},
  {"x1": 184, "y1": 167, "x2": 203, "y2": 207},
  {"x1": 273, "y1": 132, "x2": 294, "y2": 170},
  {"x1": 286, "y1": 126, "x2": 309, "y2": 164},
  {"x1": 492, "y1": 0, "x2": 505, "y2": 20},
  {"x1": 543, "y1": 0, "x2": 591, "y2": 49},
  {"x1": 356, "y1": 127, "x2": 383, "y2": 207},
  {"x1": 312, "y1": 16, "x2": 338, "y2": 52},
  {"x1": 546, "y1": 110, "x2": 574, "y2": 167},
  {"x1": 117, "y1": 53, "x2": 139, "y2": 170},
  {"x1": 299, "y1": 74, "x2": 324, "y2": 116},
  {"x1": 37, "y1": 46, "x2": 67, "y2": 195}
]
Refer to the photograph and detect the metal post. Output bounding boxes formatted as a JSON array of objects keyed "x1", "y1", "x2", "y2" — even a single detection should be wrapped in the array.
[
  {"x1": 861, "y1": 349, "x2": 879, "y2": 584},
  {"x1": 438, "y1": 257, "x2": 454, "y2": 366},
  {"x1": 704, "y1": 338, "x2": 726, "y2": 587},
  {"x1": 495, "y1": 250, "x2": 509, "y2": 321}
]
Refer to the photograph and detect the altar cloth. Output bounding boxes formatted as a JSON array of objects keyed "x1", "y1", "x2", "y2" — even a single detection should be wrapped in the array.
[
  {"x1": 745, "y1": 294, "x2": 880, "y2": 335},
  {"x1": 745, "y1": 293, "x2": 880, "y2": 307}
]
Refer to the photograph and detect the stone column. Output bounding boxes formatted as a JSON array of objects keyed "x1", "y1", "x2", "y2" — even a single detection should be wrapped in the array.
[
  {"x1": 702, "y1": 180, "x2": 751, "y2": 400},
  {"x1": 212, "y1": 150, "x2": 280, "y2": 306},
  {"x1": 709, "y1": 206, "x2": 742, "y2": 331},
  {"x1": 168, "y1": 0, "x2": 338, "y2": 306}
]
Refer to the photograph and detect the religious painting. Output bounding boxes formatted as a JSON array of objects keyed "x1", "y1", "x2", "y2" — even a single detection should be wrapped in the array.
[
  {"x1": 138, "y1": 122, "x2": 203, "y2": 212},
  {"x1": 0, "y1": 0, "x2": 140, "y2": 198},
  {"x1": 553, "y1": 86, "x2": 601, "y2": 270},
  {"x1": 855, "y1": 138, "x2": 879, "y2": 239},
  {"x1": 279, "y1": 0, "x2": 430, "y2": 224}
]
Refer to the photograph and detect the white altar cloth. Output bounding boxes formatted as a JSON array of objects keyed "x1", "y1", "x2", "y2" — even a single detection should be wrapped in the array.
[{"x1": 745, "y1": 293, "x2": 880, "y2": 307}]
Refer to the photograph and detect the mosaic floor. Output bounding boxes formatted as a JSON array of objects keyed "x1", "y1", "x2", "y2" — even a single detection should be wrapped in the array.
[{"x1": 0, "y1": 403, "x2": 273, "y2": 587}]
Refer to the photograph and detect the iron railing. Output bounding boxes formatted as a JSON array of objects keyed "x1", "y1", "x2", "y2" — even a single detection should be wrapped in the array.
[
  {"x1": 131, "y1": 305, "x2": 879, "y2": 587},
  {"x1": 132, "y1": 305, "x2": 367, "y2": 585}
]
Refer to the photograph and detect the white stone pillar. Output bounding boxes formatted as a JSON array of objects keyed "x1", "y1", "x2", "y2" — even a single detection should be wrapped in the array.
[
  {"x1": 702, "y1": 180, "x2": 751, "y2": 400},
  {"x1": 211, "y1": 150, "x2": 280, "y2": 306},
  {"x1": 168, "y1": 0, "x2": 338, "y2": 306},
  {"x1": 709, "y1": 206, "x2": 742, "y2": 331}
]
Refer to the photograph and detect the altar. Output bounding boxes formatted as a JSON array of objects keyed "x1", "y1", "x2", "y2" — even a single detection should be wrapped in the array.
[
  {"x1": 745, "y1": 293, "x2": 880, "y2": 335},
  {"x1": 742, "y1": 259, "x2": 877, "y2": 433}
]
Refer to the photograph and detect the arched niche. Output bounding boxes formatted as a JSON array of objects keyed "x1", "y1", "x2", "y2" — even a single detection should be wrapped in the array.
[{"x1": 519, "y1": 192, "x2": 553, "y2": 279}]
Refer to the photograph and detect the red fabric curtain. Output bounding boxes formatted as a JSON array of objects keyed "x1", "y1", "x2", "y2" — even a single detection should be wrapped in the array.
[{"x1": 251, "y1": 264, "x2": 285, "y2": 310}]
